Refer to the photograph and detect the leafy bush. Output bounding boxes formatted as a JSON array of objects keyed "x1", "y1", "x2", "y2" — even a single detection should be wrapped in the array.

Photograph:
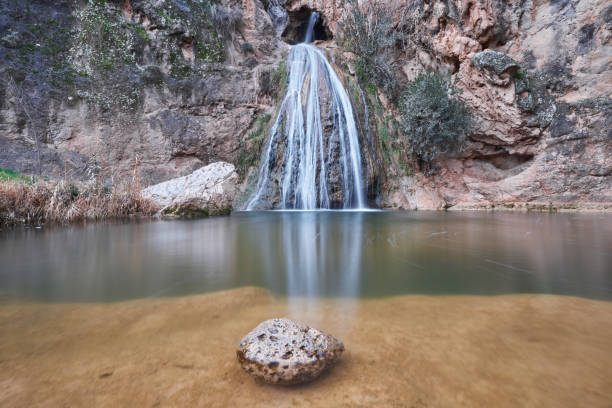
[
  {"x1": 338, "y1": 0, "x2": 405, "y2": 101},
  {"x1": 398, "y1": 71, "x2": 471, "y2": 174}
]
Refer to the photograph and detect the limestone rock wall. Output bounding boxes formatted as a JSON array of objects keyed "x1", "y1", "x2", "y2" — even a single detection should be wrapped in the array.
[
  {"x1": 1, "y1": 0, "x2": 610, "y2": 210},
  {"x1": 287, "y1": 0, "x2": 612, "y2": 210},
  {"x1": 406, "y1": 0, "x2": 612, "y2": 210},
  {"x1": 0, "y1": 0, "x2": 287, "y2": 188}
]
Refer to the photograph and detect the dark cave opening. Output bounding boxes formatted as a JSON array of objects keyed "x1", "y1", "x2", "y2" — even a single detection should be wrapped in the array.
[{"x1": 282, "y1": 7, "x2": 332, "y2": 44}]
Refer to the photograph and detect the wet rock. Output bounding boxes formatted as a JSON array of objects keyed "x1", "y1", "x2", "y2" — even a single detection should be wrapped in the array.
[
  {"x1": 236, "y1": 318, "x2": 344, "y2": 385},
  {"x1": 142, "y1": 161, "x2": 238, "y2": 217}
]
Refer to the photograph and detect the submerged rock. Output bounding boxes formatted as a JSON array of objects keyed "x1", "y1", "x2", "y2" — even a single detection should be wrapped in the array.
[
  {"x1": 142, "y1": 161, "x2": 238, "y2": 217},
  {"x1": 236, "y1": 318, "x2": 344, "y2": 385}
]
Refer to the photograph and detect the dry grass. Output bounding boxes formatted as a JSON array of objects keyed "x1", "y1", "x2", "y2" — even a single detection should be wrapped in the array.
[{"x1": 0, "y1": 180, "x2": 159, "y2": 229}]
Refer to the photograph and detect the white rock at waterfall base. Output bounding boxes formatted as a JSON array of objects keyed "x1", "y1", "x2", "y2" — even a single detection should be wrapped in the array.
[{"x1": 142, "y1": 161, "x2": 238, "y2": 216}]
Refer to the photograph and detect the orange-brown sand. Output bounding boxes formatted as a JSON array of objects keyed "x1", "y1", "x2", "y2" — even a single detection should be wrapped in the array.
[{"x1": 0, "y1": 288, "x2": 611, "y2": 407}]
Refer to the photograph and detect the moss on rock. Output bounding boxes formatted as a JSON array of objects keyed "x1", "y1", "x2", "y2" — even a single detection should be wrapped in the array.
[{"x1": 472, "y1": 50, "x2": 519, "y2": 76}]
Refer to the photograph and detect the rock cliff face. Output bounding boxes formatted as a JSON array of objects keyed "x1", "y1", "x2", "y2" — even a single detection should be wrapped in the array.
[
  {"x1": 0, "y1": 0, "x2": 286, "y2": 188},
  {"x1": 1, "y1": 0, "x2": 610, "y2": 210},
  {"x1": 286, "y1": 0, "x2": 612, "y2": 210},
  {"x1": 403, "y1": 0, "x2": 612, "y2": 210}
]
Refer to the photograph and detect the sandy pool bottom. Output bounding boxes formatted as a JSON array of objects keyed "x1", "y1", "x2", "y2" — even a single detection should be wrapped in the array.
[{"x1": 0, "y1": 287, "x2": 611, "y2": 407}]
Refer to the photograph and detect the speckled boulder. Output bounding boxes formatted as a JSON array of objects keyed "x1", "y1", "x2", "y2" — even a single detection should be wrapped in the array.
[{"x1": 236, "y1": 318, "x2": 344, "y2": 385}]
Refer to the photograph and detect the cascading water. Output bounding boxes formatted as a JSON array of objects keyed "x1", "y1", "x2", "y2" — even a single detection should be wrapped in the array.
[
  {"x1": 302, "y1": 10, "x2": 318, "y2": 44},
  {"x1": 246, "y1": 12, "x2": 367, "y2": 210}
]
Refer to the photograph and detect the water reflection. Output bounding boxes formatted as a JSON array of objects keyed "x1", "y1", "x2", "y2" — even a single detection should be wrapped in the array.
[
  {"x1": 0, "y1": 212, "x2": 611, "y2": 302},
  {"x1": 275, "y1": 212, "x2": 362, "y2": 315}
]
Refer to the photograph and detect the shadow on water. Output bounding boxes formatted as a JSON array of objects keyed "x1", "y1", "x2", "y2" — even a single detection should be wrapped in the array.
[{"x1": 0, "y1": 211, "x2": 611, "y2": 302}]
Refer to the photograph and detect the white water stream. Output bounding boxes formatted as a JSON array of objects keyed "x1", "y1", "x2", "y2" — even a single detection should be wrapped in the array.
[{"x1": 246, "y1": 13, "x2": 366, "y2": 210}]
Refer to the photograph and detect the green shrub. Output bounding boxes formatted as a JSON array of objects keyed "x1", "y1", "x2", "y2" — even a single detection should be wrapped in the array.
[
  {"x1": 241, "y1": 42, "x2": 254, "y2": 54},
  {"x1": 273, "y1": 61, "x2": 286, "y2": 86},
  {"x1": 0, "y1": 168, "x2": 32, "y2": 183},
  {"x1": 398, "y1": 71, "x2": 471, "y2": 174},
  {"x1": 68, "y1": 183, "x2": 80, "y2": 199},
  {"x1": 338, "y1": 0, "x2": 405, "y2": 101}
]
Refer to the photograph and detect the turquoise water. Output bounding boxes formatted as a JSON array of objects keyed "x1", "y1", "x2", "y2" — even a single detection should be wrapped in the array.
[{"x1": 1, "y1": 211, "x2": 611, "y2": 302}]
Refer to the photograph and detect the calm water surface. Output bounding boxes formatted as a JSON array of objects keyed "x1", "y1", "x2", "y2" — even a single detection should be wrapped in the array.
[{"x1": 1, "y1": 211, "x2": 611, "y2": 302}]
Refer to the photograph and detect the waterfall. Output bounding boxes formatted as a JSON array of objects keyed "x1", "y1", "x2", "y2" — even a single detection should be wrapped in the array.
[
  {"x1": 246, "y1": 12, "x2": 367, "y2": 210},
  {"x1": 302, "y1": 11, "x2": 318, "y2": 43}
]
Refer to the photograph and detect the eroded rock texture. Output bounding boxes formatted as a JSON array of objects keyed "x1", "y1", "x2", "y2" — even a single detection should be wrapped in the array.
[
  {"x1": 237, "y1": 318, "x2": 344, "y2": 385},
  {"x1": 287, "y1": 0, "x2": 611, "y2": 210},
  {"x1": 0, "y1": 0, "x2": 287, "y2": 189},
  {"x1": 392, "y1": 0, "x2": 612, "y2": 210}
]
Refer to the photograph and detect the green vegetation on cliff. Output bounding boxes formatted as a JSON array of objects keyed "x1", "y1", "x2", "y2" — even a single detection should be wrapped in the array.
[
  {"x1": 338, "y1": 2, "x2": 472, "y2": 176},
  {"x1": 398, "y1": 71, "x2": 471, "y2": 174},
  {"x1": 67, "y1": 0, "x2": 233, "y2": 108},
  {"x1": 0, "y1": 168, "x2": 32, "y2": 183},
  {"x1": 0, "y1": 3, "x2": 82, "y2": 91},
  {"x1": 236, "y1": 114, "x2": 273, "y2": 178},
  {"x1": 338, "y1": 0, "x2": 404, "y2": 102},
  {"x1": 1, "y1": 0, "x2": 237, "y2": 112},
  {"x1": 69, "y1": 1, "x2": 140, "y2": 109}
]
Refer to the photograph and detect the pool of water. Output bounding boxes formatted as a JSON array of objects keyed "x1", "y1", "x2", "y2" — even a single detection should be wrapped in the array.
[{"x1": 1, "y1": 211, "x2": 611, "y2": 302}]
